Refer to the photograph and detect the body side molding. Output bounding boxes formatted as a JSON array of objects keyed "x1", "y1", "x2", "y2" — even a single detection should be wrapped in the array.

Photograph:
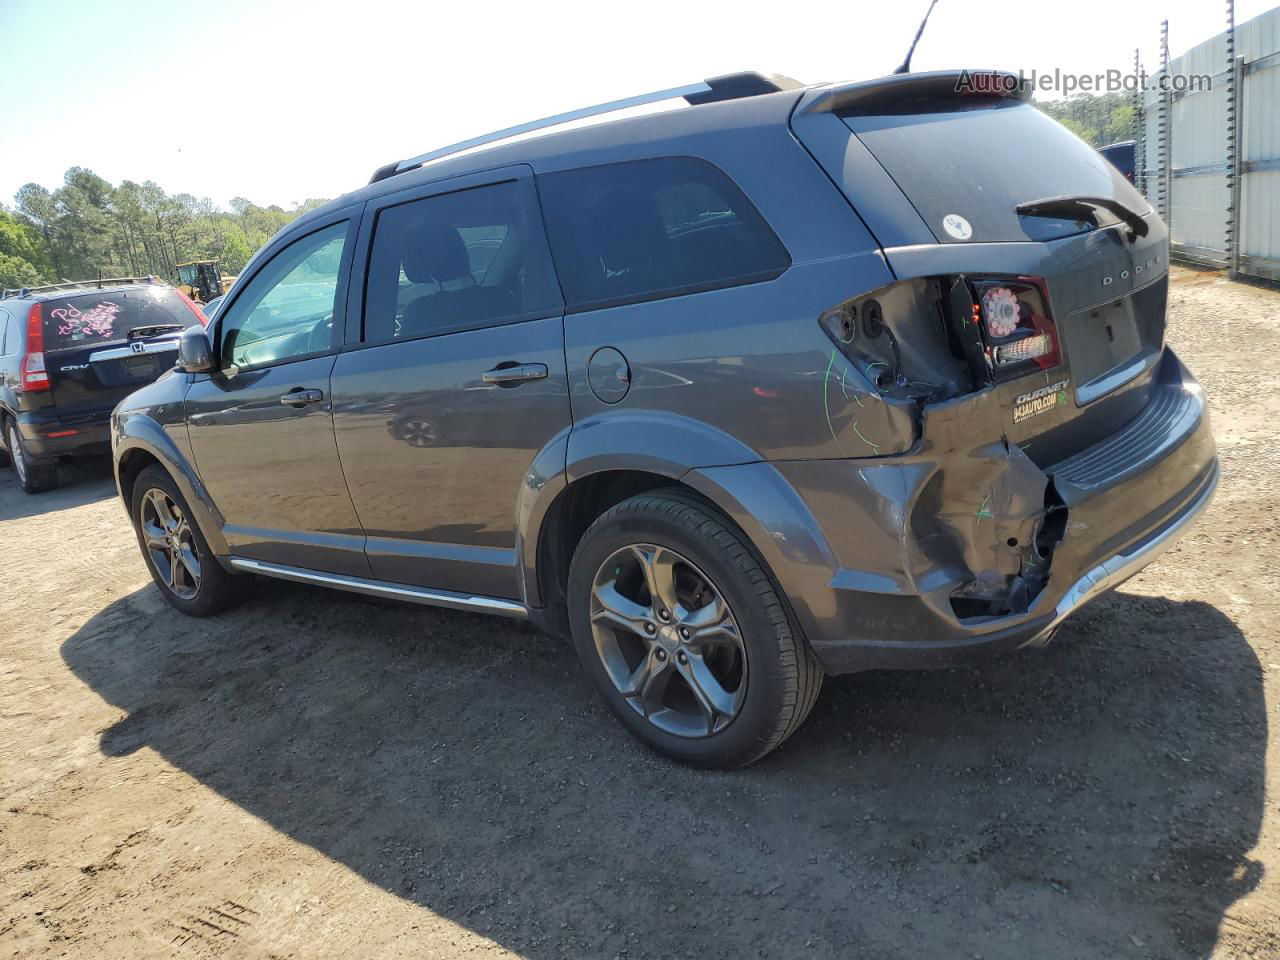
[{"x1": 227, "y1": 558, "x2": 530, "y2": 619}]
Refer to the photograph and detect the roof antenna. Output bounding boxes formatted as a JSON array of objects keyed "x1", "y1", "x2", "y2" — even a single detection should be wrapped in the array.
[{"x1": 893, "y1": 0, "x2": 940, "y2": 74}]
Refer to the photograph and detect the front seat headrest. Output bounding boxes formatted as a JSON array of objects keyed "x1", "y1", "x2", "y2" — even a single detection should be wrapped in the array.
[{"x1": 401, "y1": 221, "x2": 472, "y2": 284}]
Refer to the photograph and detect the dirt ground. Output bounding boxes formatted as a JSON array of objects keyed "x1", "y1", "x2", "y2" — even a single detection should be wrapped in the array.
[{"x1": 2, "y1": 266, "x2": 1279, "y2": 959}]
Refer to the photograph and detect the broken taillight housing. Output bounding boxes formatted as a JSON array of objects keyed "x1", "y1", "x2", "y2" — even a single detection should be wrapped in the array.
[
  {"x1": 970, "y1": 278, "x2": 1061, "y2": 378},
  {"x1": 817, "y1": 278, "x2": 975, "y2": 403}
]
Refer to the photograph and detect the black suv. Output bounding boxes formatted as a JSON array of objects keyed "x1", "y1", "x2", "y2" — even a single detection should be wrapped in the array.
[
  {"x1": 112, "y1": 71, "x2": 1217, "y2": 767},
  {"x1": 1, "y1": 278, "x2": 206, "y2": 492}
]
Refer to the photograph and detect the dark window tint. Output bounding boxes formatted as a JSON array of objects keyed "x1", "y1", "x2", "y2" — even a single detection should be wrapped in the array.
[
  {"x1": 841, "y1": 100, "x2": 1150, "y2": 243},
  {"x1": 363, "y1": 180, "x2": 559, "y2": 343},
  {"x1": 538, "y1": 156, "x2": 790, "y2": 310},
  {"x1": 41, "y1": 287, "x2": 199, "y2": 351}
]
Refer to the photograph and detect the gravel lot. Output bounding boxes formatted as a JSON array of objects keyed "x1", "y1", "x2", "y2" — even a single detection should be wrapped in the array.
[{"x1": 1, "y1": 267, "x2": 1278, "y2": 959}]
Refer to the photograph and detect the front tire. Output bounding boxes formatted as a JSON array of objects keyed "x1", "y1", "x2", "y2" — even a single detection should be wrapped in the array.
[
  {"x1": 567, "y1": 491, "x2": 823, "y2": 769},
  {"x1": 130, "y1": 464, "x2": 240, "y2": 616},
  {"x1": 6, "y1": 420, "x2": 58, "y2": 494}
]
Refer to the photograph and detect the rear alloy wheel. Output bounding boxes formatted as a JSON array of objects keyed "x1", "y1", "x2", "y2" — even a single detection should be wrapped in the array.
[
  {"x1": 6, "y1": 421, "x2": 58, "y2": 494},
  {"x1": 589, "y1": 543, "x2": 747, "y2": 738},
  {"x1": 131, "y1": 464, "x2": 240, "y2": 616},
  {"x1": 568, "y1": 491, "x2": 823, "y2": 768}
]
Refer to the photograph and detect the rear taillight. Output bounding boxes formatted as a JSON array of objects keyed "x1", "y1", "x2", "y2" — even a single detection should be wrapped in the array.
[
  {"x1": 970, "y1": 277, "x2": 1061, "y2": 378},
  {"x1": 173, "y1": 287, "x2": 210, "y2": 327},
  {"x1": 19, "y1": 303, "x2": 49, "y2": 392}
]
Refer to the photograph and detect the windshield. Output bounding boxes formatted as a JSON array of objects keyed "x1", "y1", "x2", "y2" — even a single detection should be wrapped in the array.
[
  {"x1": 42, "y1": 287, "x2": 198, "y2": 351},
  {"x1": 841, "y1": 99, "x2": 1151, "y2": 243}
]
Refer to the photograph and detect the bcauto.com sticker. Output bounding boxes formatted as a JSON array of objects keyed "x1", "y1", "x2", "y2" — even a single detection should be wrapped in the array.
[{"x1": 1012, "y1": 379, "x2": 1070, "y2": 423}]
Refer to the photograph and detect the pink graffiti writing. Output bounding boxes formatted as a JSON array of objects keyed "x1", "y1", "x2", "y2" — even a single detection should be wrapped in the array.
[{"x1": 50, "y1": 301, "x2": 121, "y2": 339}]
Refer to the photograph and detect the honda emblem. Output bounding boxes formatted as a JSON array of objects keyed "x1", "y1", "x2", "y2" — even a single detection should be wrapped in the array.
[{"x1": 130, "y1": 342, "x2": 145, "y2": 354}]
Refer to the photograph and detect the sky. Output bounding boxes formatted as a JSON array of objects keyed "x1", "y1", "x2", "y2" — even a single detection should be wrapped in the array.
[{"x1": 0, "y1": 0, "x2": 1274, "y2": 212}]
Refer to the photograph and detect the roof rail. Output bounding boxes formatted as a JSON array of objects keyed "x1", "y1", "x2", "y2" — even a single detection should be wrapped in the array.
[
  {"x1": 370, "y1": 71, "x2": 802, "y2": 184},
  {"x1": 0, "y1": 275, "x2": 161, "y2": 300}
]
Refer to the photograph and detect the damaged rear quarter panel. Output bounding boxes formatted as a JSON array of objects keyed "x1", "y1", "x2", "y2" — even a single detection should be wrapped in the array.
[
  {"x1": 775, "y1": 384, "x2": 1057, "y2": 617},
  {"x1": 905, "y1": 387, "x2": 1052, "y2": 602}
]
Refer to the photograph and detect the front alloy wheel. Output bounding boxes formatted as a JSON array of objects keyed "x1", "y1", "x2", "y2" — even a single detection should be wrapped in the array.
[
  {"x1": 139, "y1": 487, "x2": 201, "y2": 600},
  {"x1": 590, "y1": 543, "x2": 747, "y2": 738},
  {"x1": 130, "y1": 464, "x2": 239, "y2": 617}
]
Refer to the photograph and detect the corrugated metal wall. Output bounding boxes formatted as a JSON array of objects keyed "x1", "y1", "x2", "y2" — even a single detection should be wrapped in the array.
[{"x1": 1140, "y1": 6, "x2": 1280, "y2": 281}]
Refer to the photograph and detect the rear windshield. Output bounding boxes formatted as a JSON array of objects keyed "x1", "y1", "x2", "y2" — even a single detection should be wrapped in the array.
[
  {"x1": 42, "y1": 287, "x2": 196, "y2": 351},
  {"x1": 842, "y1": 99, "x2": 1150, "y2": 243}
]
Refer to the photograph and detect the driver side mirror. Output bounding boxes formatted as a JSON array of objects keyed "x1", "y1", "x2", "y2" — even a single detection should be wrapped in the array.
[{"x1": 177, "y1": 324, "x2": 214, "y2": 374}]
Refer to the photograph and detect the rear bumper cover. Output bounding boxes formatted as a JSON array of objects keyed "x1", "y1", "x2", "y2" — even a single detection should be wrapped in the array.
[
  {"x1": 810, "y1": 455, "x2": 1216, "y2": 672},
  {"x1": 694, "y1": 347, "x2": 1216, "y2": 674},
  {"x1": 12, "y1": 411, "x2": 111, "y2": 461}
]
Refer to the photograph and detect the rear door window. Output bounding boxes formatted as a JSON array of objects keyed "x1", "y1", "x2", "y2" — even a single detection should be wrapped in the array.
[
  {"x1": 841, "y1": 99, "x2": 1150, "y2": 243},
  {"x1": 537, "y1": 156, "x2": 790, "y2": 311},
  {"x1": 362, "y1": 179, "x2": 560, "y2": 343},
  {"x1": 41, "y1": 286, "x2": 199, "y2": 351}
]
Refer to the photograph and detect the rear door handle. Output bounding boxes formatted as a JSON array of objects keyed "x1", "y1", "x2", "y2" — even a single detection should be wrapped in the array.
[
  {"x1": 482, "y1": 362, "x2": 549, "y2": 385},
  {"x1": 280, "y1": 388, "x2": 324, "y2": 407}
]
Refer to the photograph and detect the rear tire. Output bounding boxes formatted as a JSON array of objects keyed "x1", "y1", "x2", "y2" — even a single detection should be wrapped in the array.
[
  {"x1": 6, "y1": 419, "x2": 58, "y2": 494},
  {"x1": 567, "y1": 491, "x2": 823, "y2": 769},
  {"x1": 130, "y1": 464, "x2": 240, "y2": 617}
]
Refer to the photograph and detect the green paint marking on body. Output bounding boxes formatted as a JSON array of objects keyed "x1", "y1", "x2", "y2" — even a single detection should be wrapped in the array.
[
  {"x1": 975, "y1": 494, "x2": 994, "y2": 521},
  {"x1": 822, "y1": 351, "x2": 846, "y2": 454},
  {"x1": 851, "y1": 421, "x2": 881, "y2": 454}
]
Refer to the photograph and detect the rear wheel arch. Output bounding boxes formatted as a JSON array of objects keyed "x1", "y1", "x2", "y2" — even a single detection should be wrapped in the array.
[
  {"x1": 535, "y1": 470, "x2": 686, "y2": 632},
  {"x1": 533, "y1": 468, "x2": 789, "y2": 639}
]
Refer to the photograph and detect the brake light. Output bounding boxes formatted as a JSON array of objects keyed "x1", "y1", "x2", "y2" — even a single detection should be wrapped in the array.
[
  {"x1": 173, "y1": 287, "x2": 210, "y2": 327},
  {"x1": 19, "y1": 304, "x2": 49, "y2": 392},
  {"x1": 972, "y1": 278, "x2": 1061, "y2": 375}
]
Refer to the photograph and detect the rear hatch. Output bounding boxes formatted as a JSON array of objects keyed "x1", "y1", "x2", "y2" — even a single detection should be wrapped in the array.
[
  {"x1": 42, "y1": 286, "x2": 204, "y2": 423},
  {"x1": 791, "y1": 72, "x2": 1167, "y2": 463}
]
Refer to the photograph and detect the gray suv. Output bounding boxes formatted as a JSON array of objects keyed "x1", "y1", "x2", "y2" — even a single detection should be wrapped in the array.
[{"x1": 111, "y1": 71, "x2": 1217, "y2": 767}]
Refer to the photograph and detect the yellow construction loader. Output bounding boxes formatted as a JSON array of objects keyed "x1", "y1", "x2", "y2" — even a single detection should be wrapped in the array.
[{"x1": 175, "y1": 260, "x2": 236, "y2": 303}]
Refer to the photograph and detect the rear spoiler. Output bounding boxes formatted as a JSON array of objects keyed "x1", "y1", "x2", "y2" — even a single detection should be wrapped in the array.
[{"x1": 795, "y1": 70, "x2": 1031, "y2": 117}]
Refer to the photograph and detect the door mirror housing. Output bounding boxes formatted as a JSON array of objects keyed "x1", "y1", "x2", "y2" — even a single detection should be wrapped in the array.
[{"x1": 177, "y1": 324, "x2": 214, "y2": 373}]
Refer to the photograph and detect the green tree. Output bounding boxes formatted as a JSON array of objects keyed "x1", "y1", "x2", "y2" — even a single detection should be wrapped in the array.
[
  {"x1": 1036, "y1": 92, "x2": 1138, "y2": 148},
  {"x1": 0, "y1": 210, "x2": 50, "y2": 287},
  {"x1": 7, "y1": 169, "x2": 328, "y2": 289}
]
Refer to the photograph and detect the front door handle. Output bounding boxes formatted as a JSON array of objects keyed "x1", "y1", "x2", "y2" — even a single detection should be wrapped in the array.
[
  {"x1": 280, "y1": 387, "x2": 324, "y2": 407},
  {"x1": 482, "y1": 362, "x2": 549, "y2": 386}
]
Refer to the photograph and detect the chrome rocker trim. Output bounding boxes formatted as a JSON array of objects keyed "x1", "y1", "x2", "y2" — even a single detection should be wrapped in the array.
[{"x1": 227, "y1": 557, "x2": 529, "y2": 619}]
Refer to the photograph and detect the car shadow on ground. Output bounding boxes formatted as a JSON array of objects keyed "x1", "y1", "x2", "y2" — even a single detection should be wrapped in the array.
[
  {"x1": 62, "y1": 581, "x2": 1266, "y2": 959},
  {"x1": 0, "y1": 455, "x2": 116, "y2": 520}
]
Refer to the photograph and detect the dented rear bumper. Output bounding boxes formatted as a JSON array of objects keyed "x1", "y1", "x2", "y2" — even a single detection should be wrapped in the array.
[{"x1": 757, "y1": 347, "x2": 1216, "y2": 673}]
